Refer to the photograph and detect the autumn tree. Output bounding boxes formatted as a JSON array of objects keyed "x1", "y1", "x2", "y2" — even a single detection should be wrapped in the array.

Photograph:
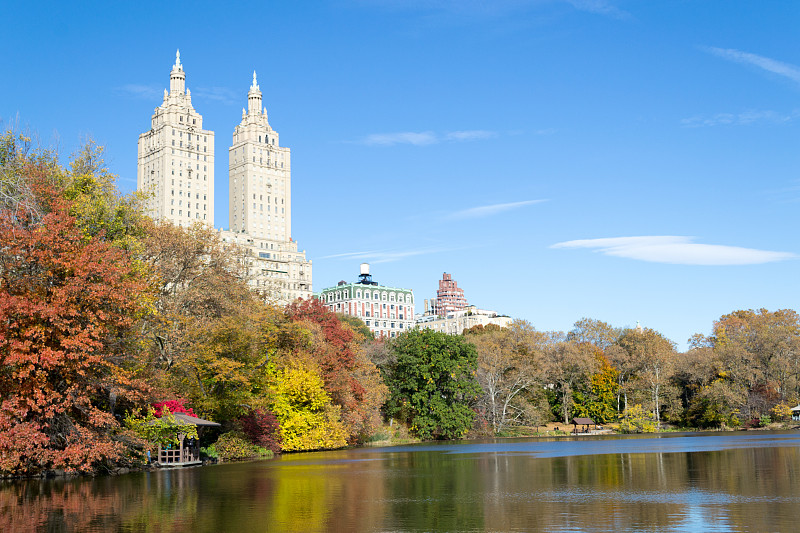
[
  {"x1": 0, "y1": 134, "x2": 151, "y2": 475},
  {"x1": 286, "y1": 299, "x2": 387, "y2": 444},
  {"x1": 711, "y1": 309, "x2": 800, "y2": 417},
  {"x1": 616, "y1": 327, "x2": 676, "y2": 425},
  {"x1": 572, "y1": 353, "x2": 620, "y2": 424},
  {"x1": 386, "y1": 329, "x2": 481, "y2": 440},
  {"x1": 466, "y1": 320, "x2": 547, "y2": 434},
  {"x1": 545, "y1": 340, "x2": 600, "y2": 424},
  {"x1": 567, "y1": 318, "x2": 621, "y2": 350},
  {"x1": 269, "y1": 360, "x2": 347, "y2": 451}
]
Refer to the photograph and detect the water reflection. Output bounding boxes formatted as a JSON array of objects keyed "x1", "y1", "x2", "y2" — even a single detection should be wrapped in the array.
[{"x1": 3, "y1": 432, "x2": 800, "y2": 532}]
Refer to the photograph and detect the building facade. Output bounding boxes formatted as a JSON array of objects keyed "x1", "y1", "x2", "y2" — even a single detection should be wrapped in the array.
[
  {"x1": 318, "y1": 264, "x2": 415, "y2": 338},
  {"x1": 138, "y1": 52, "x2": 311, "y2": 304},
  {"x1": 219, "y1": 229, "x2": 311, "y2": 304},
  {"x1": 222, "y1": 70, "x2": 311, "y2": 304},
  {"x1": 228, "y1": 72, "x2": 291, "y2": 240},
  {"x1": 137, "y1": 51, "x2": 214, "y2": 227},
  {"x1": 416, "y1": 306, "x2": 512, "y2": 335},
  {"x1": 430, "y1": 272, "x2": 468, "y2": 317}
]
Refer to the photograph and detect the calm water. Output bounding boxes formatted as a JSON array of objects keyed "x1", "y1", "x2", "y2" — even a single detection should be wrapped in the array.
[{"x1": 3, "y1": 431, "x2": 800, "y2": 532}]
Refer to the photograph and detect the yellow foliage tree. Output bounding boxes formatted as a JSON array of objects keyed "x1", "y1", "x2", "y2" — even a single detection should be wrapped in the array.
[{"x1": 270, "y1": 360, "x2": 347, "y2": 452}]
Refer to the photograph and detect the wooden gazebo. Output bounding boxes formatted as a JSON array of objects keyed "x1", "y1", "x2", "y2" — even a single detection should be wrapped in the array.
[
  {"x1": 155, "y1": 413, "x2": 220, "y2": 467},
  {"x1": 571, "y1": 417, "x2": 597, "y2": 434}
]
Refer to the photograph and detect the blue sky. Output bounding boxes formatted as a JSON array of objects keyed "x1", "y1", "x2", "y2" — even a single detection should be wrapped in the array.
[{"x1": 4, "y1": 1, "x2": 799, "y2": 349}]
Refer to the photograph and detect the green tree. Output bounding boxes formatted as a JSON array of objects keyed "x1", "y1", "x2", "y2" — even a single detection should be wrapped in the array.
[{"x1": 387, "y1": 329, "x2": 481, "y2": 440}]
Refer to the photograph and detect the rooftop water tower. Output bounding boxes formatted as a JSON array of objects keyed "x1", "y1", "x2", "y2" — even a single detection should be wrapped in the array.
[{"x1": 357, "y1": 263, "x2": 378, "y2": 285}]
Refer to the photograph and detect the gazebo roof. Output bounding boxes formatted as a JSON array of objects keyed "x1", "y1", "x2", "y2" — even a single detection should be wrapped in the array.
[
  {"x1": 148, "y1": 413, "x2": 221, "y2": 427},
  {"x1": 572, "y1": 417, "x2": 596, "y2": 425},
  {"x1": 171, "y1": 413, "x2": 221, "y2": 426},
  {"x1": 791, "y1": 405, "x2": 800, "y2": 413}
]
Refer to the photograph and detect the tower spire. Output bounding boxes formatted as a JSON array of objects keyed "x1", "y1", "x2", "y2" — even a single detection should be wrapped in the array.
[
  {"x1": 247, "y1": 70, "x2": 263, "y2": 116},
  {"x1": 169, "y1": 49, "x2": 186, "y2": 94}
]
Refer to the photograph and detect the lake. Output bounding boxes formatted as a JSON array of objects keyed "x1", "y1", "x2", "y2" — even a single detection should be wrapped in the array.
[{"x1": 3, "y1": 431, "x2": 800, "y2": 532}]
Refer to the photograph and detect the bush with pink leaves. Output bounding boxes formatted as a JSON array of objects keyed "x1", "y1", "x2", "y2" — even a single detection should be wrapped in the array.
[{"x1": 152, "y1": 399, "x2": 197, "y2": 418}]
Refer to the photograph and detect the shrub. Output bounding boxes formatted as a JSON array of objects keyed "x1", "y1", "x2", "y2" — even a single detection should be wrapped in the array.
[
  {"x1": 771, "y1": 402, "x2": 793, "y2": 422},
  {"x1": 152, "y1": 400, "x2": 197, "y2": 418},
  {"x1": 618, "y1": 404, "x2": 656, "y2": 433},
  {"x1": 213, "y1": 432, "x2": 273, "y2": 461},
  {"x1": 239, "y1": 409, "x2": 282, "y2": 453}
]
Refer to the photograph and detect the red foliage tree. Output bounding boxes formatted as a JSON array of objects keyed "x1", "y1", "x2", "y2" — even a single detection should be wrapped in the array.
[
  {"x1": 0, "y1": 159, "x2": 149, "y2": 475},
  {"x1": 286, "y1": 299, "x2": 363, "y2": 401},
  {"x1": 239, "y1": 408, "x2": 282, "y2": 453},
  {"x1": 285, "y1": 299, "x2": 386, "y2": 443}
]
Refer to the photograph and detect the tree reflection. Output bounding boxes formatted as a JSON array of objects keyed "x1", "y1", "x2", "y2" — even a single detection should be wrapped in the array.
[{"x1": 3, "y1": 436, "x2": 800, "y2": 532}]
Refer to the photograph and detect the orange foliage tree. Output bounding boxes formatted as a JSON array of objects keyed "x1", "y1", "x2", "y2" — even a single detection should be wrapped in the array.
[{"x1": 0, "y1": 135, "x2": 150, "y2": 476}]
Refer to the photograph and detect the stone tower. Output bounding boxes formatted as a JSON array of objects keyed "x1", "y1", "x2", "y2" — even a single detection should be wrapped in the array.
[
  {"x1": 137, "y1": 50, "x2": 215, "y2": 227},
  {"x1": 228, "y1": 71, "x2": 291, "y2": 241}
]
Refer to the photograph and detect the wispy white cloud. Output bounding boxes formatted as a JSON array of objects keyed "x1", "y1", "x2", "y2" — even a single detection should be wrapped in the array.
[
  {"x1": 444, "y1": 130, "x2": 496, "y2": 141},
  {"x1": 681, "y1": 109, "x2": 800, "y2": 127},
  {"x1": 116, "y1": 84, "x2": 161, "y2": 100},
  {"x1": 361, "y1": 131, "x2": 439, "y2": 146},
  {"x1": 551, "y1": 236, "x2": 796, "y2": 265},
  {"x1": 563, "y1": 0, "x2": 630, "y2": 19},
  {"x1": 358, "y1": 130, "x2": 497, "y2": 146},
  {"x1": 320, "y1": 247, "x2": 451, "y2": 263},
  {"x1": 446, "y1": 199, "x2": 546, "y2": 220},
  {"x1": 193, "y1": 86, "x2": 238, "y2": 105},
  {"x1": 318, "y1": 250, "x2": 380, "y2": 259},
  {"x1": 704, "y1": 47, "x2": 800, "y2": 85}
]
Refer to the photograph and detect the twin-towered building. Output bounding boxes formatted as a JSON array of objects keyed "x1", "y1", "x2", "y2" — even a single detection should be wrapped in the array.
[
  {"x1": 136, "y1": 52, "x2": 506, "y2": 325},
  {"x1": 137, "y1": 51, "x2": 311, "y2": 304}
]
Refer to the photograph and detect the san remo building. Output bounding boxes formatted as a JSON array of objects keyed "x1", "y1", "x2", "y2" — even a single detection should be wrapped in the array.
[{"x1": 138, "y1": 51, "x2": 312, "y2": 304}]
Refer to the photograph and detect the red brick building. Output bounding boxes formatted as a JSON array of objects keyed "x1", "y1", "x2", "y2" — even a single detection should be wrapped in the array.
[{"x1": 432, "y1": 273, "x2": 468, "y2": 317}]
